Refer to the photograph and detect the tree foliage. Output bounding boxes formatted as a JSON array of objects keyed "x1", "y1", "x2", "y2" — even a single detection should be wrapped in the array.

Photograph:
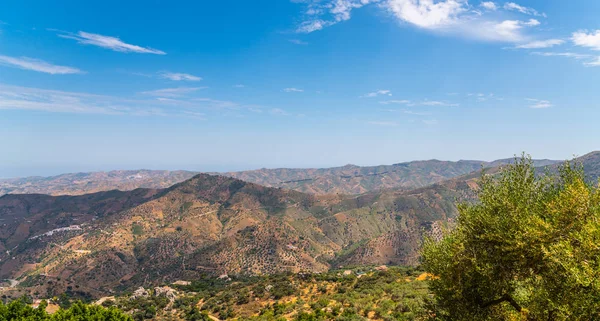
[
  {"x1": 422, "y1": 156, "x2": 600, "y2": 320},
  {"x1": 0, "y1": 299, "x2": 133, "y2": 321}
]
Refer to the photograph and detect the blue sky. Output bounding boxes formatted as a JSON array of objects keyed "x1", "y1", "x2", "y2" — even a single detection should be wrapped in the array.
[{"x1": 1, "y1": 0, "x2": 600, "y2": 177}]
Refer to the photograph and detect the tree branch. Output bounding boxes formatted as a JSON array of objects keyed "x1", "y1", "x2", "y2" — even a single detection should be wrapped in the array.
[{"x1": 481, "y1": 294, "x2": 522, "y2": 312}]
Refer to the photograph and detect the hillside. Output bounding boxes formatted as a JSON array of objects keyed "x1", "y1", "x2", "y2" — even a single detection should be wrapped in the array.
[
  {"x1": 0, "y1": 170, "x2": 197, "y2": 196},
  {"x1": 0, "y1": 173, "x2": 474, "y2": 298},
  {"x1": 543, "y1": 151, "x2": 600, "y2": 183},
  {"x1": 0, "y1": 158, "x2": 561, "y2": 197}
]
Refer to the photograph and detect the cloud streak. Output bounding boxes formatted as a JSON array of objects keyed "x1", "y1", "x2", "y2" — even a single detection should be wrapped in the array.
[
  {"x1": 362, "y1": 90, "x2": 392, "y2": 98},
  {"x1": 515, "y1": 39, "x2": 564, "y2": 49},
  {"x1": 0, "y1": 84, "x2": 277, "y2": 118},
  {"x1": 159, "y1": 72, "x2": 202, "y2": 81},
  {"x1": 379, "y1": 99, "x2": 458, "y2": 107},
  {"x1": 283, "y1": 87, "x2": 304, "y2": 92},
  {"x1": 526, "y1": 98, "x2": 553, "y2": 109},
  {"x1": 0, "y1": 55, "x2": 83, "y2": 74},
  {"x1": 503, "y1": 2, "x2": 546, "y2": 17},
  {"x1": 57, "y1": 31, "x2": 166, "y2": 54},
  {"x1": 368, "y1": 121, "x2": 398, "y2": 126},
  {"x1": 289, "y1": 39, "x2": 309, "y2": 45},
  {"x1": 140, "y1": 87, "x2": 206, "y2": 97}
]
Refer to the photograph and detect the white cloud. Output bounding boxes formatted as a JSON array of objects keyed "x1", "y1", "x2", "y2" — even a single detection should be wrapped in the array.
[
  {"x1": 293, "y1": 0, "x2": 545, "y2": 44},
  {"x1": 386, "y1": 0, "x2": 468, "y2": 29},
  {"x1": 380, "y1": 99, "x2": 411, "y2": 104},
  {"x1": 480, "y1": 2, "x2": 497, "y2": 11},
  {"x1": 380, "y1": 99, "x2": 458, "y2": 106},
  {"x1": 141, "y1": 87, "x2": 206, "y2": 97},
  {"x1": 572, "y1": 30, "x2": 600, "y2": 51},
  {"x1": 362, "y1": 89, "x2": 392, "y2": 98},
  {"x1": 418, "y1": 100, "x2": 459, "y2": 107},
  {"x1": 503, "y1": 2, "x2": 545, "y2": 17},
  {"x1": 458, "y1": 18, "x2": 541, "y2": 43},
  {"x1": 57, "y1": 31, "x2": 166, "y2": 54},
  {"x1": 181, "y1": 111, "x2": 207, "y2": 120},
  {"x1": 531, "y1": 51, "x2": 600, "y2": 67},
  {"x1": 584, "y1": 57, "x2": 600, "y2": 67},
  {"x1": 283, "y1": 87, "x2": 304, "y2": 92},
  {"x1": 403, "y1": 110, "x2": 431, "y2": 116},
  {"x1": 159, "y1": 72, "x2": 202, "y2": 81},
  {"x1": 270, "y1": 108, "x2": 289, "y2": 115},
  {"x1": 368, "y1": 121, "x2": 398, "y2": 126},
  {"x1": 526, "y1": 98, "x2": 552, "y2": 109},
  {"x1": 515, "y1": 39, "x2": 564, "y2": 49},
  {"x1": 289, "y1": 39, "x2": 309, "y2": 45},
  {"x1": 491, "y1": 20, "x2": 529, "y2": 42},
  {"x1": 531, "y1": 52, "x2": 591, "y2": 59},
  {"x1": 0, "y1": 55, "x2": 83, "y2": 74},
  {"x1": 524, "y1": 19, "x2": 540, "y2": 26}
]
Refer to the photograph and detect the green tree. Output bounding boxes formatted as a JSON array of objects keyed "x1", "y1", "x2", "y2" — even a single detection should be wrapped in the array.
[
  {"x1": 0, "y1": 299, "x2": 132, "y2": 320},
  {"x1": 422, "y1": 156, "x2": 600, "y2": 320}
]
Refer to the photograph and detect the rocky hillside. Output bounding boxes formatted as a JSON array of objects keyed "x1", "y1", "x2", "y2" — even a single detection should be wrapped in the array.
[
  {"x1": 0, "y1": 158, "x2": 561, "y2": 197},
  {"x1": 0, "y1": 173, "x2": 476, "y2": 297}
]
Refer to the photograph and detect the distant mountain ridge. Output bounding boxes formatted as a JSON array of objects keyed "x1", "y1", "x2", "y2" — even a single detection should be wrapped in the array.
[
  {"x1": 0, "y1": 157, "x2": 563, "y2": 196},
  {"x1": 222, "y1": 158, "x2": 561, "y2": 194}
]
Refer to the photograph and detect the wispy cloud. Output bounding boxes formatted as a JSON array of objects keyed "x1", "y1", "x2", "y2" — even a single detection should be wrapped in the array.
[
  {"x1": 0, "y1": 84, "x2": 273, "y2": 119},
  {"x1": 503, "y1": 2, "x2": 546, "y2": 17},
  {"x1": 515, "y1": 39, "x2": 564, "y2": 49},
  {"x1": 368, "y1": 121, "x2": 398, "y2": 127},
  {"x1": 526, "y1": 98, "x2": 553, "y2": 109},
  {"x1": 380, "y1": 99, "x2": 410, "y2": 104},
  {"x1": 56, "y1": 30, "x2": 166, "y2": 54},
  {"x1": 379, "y1": 108, "x2": 431, "y2": 116},
  {"x1": 283, "y1": 87, "x2": 304, "y2": 92},
  {"x1": 361, "y1": 90, "x2": 392, "y2": 98},
  {"x1": 531, "y1": 51, "x2": 600, "y2": 67},
  {"x1": 531, "y1": 52, "x2": 591, "y2": 59},
  {"x1": 0, "y1": 84, "x2": 152, "y2": 115},
  {"x1": 140, "y1": 87, "x2": 206, "y2": 97},
  {"x1": 584, "y1": 57, "x2": 600, "y2": 67},
  {"x1": 270, "y1": 108, "x2": 289, "y2": 115},
  {"x1": 404, "y1": 110, "x2": 431, "y2": 116},
  {"x1": 379, "y1": 99, "x2": 458, "y2": 106},
  {"x1": 295, "y1": 0, "x2": 379, "y2": 33},
  {"x1": 418, "y1": 100, "x2": 459, "y2": 107},
  {"x1": 422, "y1": 119, "x2": 439, "y2": 125},
  {"x1": 233, "y1": 84, "x2": 246, "y2": 88},
  {"x1": 0, "y1": 55, "x2": 83, "y2": 74},
  {"x1": 159, "y1": 72, "x2": 202, "y2": 81},
  {"x1": 289, "y1": 39, "x2": 309, "y2": 45}
]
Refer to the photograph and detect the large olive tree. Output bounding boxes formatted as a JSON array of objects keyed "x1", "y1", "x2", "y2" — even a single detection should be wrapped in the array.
[{"x1": 422, "y1": 156, "x2": 600, "y2": 321}]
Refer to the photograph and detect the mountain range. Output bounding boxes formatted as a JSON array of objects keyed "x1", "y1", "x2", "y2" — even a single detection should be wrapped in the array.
[
  {"x1": 0, "y1": 158, "x2": 562, "y2": 197},
  {"x1": 0, "y1": 152, "x2": 597, "y2": 299}
]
